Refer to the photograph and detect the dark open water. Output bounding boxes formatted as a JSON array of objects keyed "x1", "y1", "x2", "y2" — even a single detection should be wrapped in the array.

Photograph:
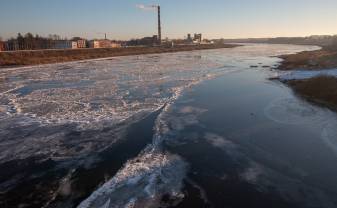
[{"x1": 165, "y1": 70, "x2": 337, "y2": 208}]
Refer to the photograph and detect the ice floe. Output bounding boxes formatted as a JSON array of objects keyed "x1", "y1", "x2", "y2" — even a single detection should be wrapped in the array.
[
  {"x1": 0, "y1": 52, "x2": 225, "y2": 125},
  {"x1": 77, "y1": 151, "x2": 187, "y2": 208}
]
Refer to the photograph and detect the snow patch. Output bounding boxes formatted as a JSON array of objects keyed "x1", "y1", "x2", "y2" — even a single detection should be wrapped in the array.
[
  {"x1": 77, "y1": 151, "x2": 187, "y2": 208},
  {"x1": 278, "y1": 68, "x2": 337, "y2": 81}
]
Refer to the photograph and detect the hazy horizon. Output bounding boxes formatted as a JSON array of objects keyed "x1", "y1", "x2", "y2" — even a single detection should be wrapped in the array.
[{"x1": 1, "y1": 0, "x2": 337, "y2": 40}]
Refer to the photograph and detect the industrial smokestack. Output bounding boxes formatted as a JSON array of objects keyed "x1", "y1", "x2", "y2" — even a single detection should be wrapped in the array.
[
  {"x1": 136, "y1": 4, "x2": 162, "y2": 45},
  {"x1": 157, "y1": 6, "x2": 161, "y2": 45}
]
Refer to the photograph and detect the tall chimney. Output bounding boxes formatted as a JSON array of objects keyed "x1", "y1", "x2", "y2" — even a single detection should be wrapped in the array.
[{"x1": 157, "y1": 6, "x2": 161, "y2": 45}]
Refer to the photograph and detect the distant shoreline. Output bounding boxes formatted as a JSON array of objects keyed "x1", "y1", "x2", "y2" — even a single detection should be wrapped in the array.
[{"x1": 0, "y1": 44, "x2": 239, "y2": 68}]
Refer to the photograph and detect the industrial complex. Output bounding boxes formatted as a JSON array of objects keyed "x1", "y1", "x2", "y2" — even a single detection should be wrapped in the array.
[{"x1": 0, "y1": 5, "x2": 212, "y2": 52}]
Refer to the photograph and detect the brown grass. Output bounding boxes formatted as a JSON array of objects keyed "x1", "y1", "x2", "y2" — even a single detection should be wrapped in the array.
[
  {"x1": 287, "y1": 76, "x2": 337, "y2": 110},
  {"x1": 278, "y1": 49, "x2": 337, "y2": 70},
  {"x1": 0, "y1": 44, "x2": 238, "y2": 68}
]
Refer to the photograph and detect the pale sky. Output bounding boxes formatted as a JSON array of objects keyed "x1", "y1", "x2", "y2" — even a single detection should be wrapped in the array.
[{"x1": 0, "y1": 0, "x2": 337, "y2": 40}]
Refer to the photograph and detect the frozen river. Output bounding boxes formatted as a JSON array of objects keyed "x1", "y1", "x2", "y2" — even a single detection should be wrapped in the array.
[{"x1": 1, "y1": 44, "x2": 337, "y2": 208}]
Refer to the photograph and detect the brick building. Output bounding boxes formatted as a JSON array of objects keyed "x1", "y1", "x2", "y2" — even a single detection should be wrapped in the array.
[
  {"x1": 90, "y1": 40, "x2": 112, "y2": 48},
  {"x1": 0, "y1": 41, "x2": 5, "y2": 51},
  {"x1": 77, "y1": 39, "x2": 87, "y2": 48}
]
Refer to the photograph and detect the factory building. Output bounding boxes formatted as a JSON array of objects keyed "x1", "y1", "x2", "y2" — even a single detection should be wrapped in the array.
[
  {"x1": 187, "y1": 34, "x2": 192, "y2": 42},
  {"x1": 126, "y1": 35, "x2": 158, "y2": 46},
  {"x1": 193, "y1": 33, "x2": 202, "y2": 43},
  {"x1": 185, "y1": 33, "x2": 203, "y2": 44}
]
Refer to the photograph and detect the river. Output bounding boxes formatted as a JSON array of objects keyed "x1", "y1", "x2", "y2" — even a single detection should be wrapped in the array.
[{"x1": 1, "y1": 44, "x2": 337, "y2": 208}]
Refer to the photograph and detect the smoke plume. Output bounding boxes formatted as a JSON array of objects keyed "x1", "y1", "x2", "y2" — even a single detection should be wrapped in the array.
[{"x1": 136, "y1": 4, "x2": 157, "y2": 11}]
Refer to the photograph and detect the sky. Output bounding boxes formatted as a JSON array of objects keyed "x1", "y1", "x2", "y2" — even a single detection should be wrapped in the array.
[{"x1": 0, "y1": 0, "x2": 337, "y2": 40}]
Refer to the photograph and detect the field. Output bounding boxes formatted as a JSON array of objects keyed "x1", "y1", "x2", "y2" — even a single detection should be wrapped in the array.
[{"x1": 0, "y1": 44, "x2": 237, "y2": 68}]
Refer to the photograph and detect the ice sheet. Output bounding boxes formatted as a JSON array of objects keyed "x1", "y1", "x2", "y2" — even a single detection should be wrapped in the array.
[
  {"x1": 0, "y1": 53, "x2": 226, "y2": 125},
  {"x1": 0, "y1": 51, "x2": 230, "y2": 163}
]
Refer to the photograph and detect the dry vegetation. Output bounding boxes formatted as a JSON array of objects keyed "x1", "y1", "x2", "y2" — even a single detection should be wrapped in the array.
[
  {"x1": 278, "y1": 45, "x2": 337, "y2": 111},
  {"x1": 287, "y1": 76, "x2": 337, "y2": 110},
  {"x1": 0, "y1": 44, "x2": 237, "y2": 68},
  {"x1": 278, "y1": 49, "x2": 337, "y2": 70}
]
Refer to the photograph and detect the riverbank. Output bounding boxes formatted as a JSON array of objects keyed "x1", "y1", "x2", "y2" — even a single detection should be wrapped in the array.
[
  {"x1": 278, "y1": 47, "x2": 337, "y2": 70},
  {"x1": 0, "y1": 44, "x2": 238, "y2": 68},
  {"x1": 286, "y1": 76, "x2": 337, "y2": 111},
  {"x1": 278, "y1": 46, "x2": 337, "y2": 110}
]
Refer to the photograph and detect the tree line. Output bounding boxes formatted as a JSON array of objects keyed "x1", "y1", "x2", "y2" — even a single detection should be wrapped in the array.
[{"x1": 3, "y1": 33, "x2": 81, "y2": 50}]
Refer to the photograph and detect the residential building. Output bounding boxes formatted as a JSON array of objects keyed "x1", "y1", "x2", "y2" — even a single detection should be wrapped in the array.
[
  {"x1": 77, "y1": 39, "x2": 87, "y2": 48},
  {"x1": 0, "y1": 41, "x2": 5, "y2": 51},
  {"x1": 89, "y1": 40, "x2": 100, "y2": 48},
  {"x1": 90, "y1": 40, "x2": 112, "y2": 48},
  {"x1": 111, "y1": 42, "x2": 121, "y2": 48},
  {"x1": 72, "y1": 41, "x2": 78, "y2": 49}
]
